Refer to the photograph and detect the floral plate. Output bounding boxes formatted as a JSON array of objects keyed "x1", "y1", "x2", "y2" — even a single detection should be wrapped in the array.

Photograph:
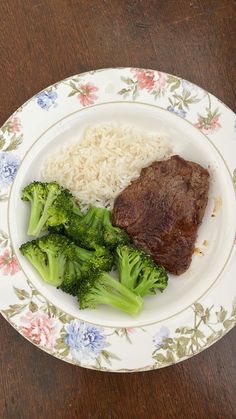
[{"x1": 0, "y1": 68, "x2": 236, "y2": 372}]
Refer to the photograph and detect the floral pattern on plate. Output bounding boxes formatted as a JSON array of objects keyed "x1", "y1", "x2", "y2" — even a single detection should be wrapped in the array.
[
  {"x1": 66, "y1": 79, "x2": 99, "y2": 106},
  {"x1": 0, "y1": 68, "x2": 235, "y2": 371}
]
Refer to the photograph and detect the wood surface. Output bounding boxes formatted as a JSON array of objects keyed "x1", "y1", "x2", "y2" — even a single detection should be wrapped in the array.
[{"x1": 0, "y1": 1, "x2": 236, "y2": 418}]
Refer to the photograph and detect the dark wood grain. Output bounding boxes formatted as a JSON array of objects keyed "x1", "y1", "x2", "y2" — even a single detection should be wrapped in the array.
[{"x1": 0, "y1": 1, "x2": 236, "y2": 418}]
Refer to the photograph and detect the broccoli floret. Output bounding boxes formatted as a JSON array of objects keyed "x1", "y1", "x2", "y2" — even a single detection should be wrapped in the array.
[
  {"x1": 20, "y1": 233, "x2": 69, "y2": 286},
  {"x1": 58, "y1": 241, "x2": 114, "y2": 295},
  {"x1": 65, "y1": 206, "x2": 129, "y2": 250},
  {"x1": 116, "y1": 244, "x2": 145, "y2": 290},
  {"x1": 134, "y1": 258, "x2": 168, "y2": 297},
  {"x1": 22, "y1": 182, "x2": 46, "y2": 236},
  {"x1": 58, "y1": 260, "x2": 82, "y2": 296},
  {"x1": 78, "y1": 270, "x2": 143, "y2": 315},
  {"x1": 116, "y1": 244, "x2": 168, "y2": 297},
  {"x1": 46, "y1": 188, "x2": 82, "y2": 229},
  {"x1": 65, "y1": 206, "x2": 105, "y2": 249},
  {"x1": 20, "y1": 240, "x2": 49, "y2": 281},
  {"x1": 68, "y1": 243, "x2": 114, "y2": 276},
  {"x1": 36, "y1": 233, "x2": 69, "y2": 286},
  {"x1": 102, "y1": 210, "x2": 130, "y2": 248},
  {"x1": 22, "y1": 181, "x2": 62, "y2": 237}
]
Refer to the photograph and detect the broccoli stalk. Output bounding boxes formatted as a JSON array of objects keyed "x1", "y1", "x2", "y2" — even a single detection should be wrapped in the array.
[
  {"x1": 22, "y1": 182, "x2": 46, "y2": 236},
  {"x1": 22, "y1": 181, "x2": 62, "y2": 237},
  {"x1": 116, "y1": 244, "x2": 168, "y2": 297},
  {"x1": 78, "y1": 271, "x2": 143, "y2": 315}
]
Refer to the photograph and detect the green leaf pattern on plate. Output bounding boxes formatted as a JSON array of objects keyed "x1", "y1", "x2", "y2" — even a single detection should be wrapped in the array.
[{"x1": 152, "y1": 300, "x2": 236, "y2": 367}]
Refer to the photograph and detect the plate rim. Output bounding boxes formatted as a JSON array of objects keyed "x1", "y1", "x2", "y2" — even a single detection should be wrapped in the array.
[{"x1": 1, "y1": 67, "x2": 235, "y2": 372}]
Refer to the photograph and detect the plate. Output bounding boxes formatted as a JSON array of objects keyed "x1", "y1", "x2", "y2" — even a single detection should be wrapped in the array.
[{"x1": 0, "y1": 68, "x2": 236, "y2": 371}]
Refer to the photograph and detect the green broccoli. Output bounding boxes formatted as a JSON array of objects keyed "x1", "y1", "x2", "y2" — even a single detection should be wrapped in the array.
[
  {"x1": 102, "y1": 209, "x2": 130, "y2": 248},
  {"x1": 58, "y1": 240, "x2": 114, "y2": 296},
  {"x1": 20, "y1": 240, "x2": 49, "y2": 281},
  {"x1": 67, "y1": 243, "x2": 114, "y2": 276},
  {"x1": 64, "y1": 206, "x2": 105, "y2": 249},
  {"x1": 116, "y1": 244, "x2": 168, "y2": 297},
  {"x1": 65, "y1": 206, "x2": 129, "y2": 250},
  {"x1": 46, "y1": 188, "x2": 82, "y2": 229},
  {"x1": 116, "y1": 244, "x2": 145, "y2": 290},
  {"x1": 78, "y1": 270, "x2": 143, "y2": 315},
  {"x1": 20, "y1": 233, "x2": 69, "y2": 286},
  {"x1": 58, "y1": 260, "x2": 82, "y2": 296},
  {"x1": 134, "y1": 258, "x2": 168, "y2": 297},
  {"x1": 22, "y1": 181, "x2": 62, "y2": 237}
]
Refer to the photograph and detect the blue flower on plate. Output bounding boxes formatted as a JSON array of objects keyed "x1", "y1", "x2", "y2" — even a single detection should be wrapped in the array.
[
  {"x1": 153, "y1": 326, "x2": 170, "y2": 349},
  {"x1": 167, "y1": 106, "x2": 187, "y2": 118},
  {"x1": 0, "y1": 152, "x2": 20, "y2": 188},
  {"x1": 65, "y1": 320, "x2": 107, "y2": 361},
  {"x1": 181, "y1": 79, "x2": 198, "y2": 93},
  {"x1": 36, "y1": 90, "x2": 58, "y2": 110},
  {"x1": 234, "y1": 119, "x2": 236, "y2": 133}
]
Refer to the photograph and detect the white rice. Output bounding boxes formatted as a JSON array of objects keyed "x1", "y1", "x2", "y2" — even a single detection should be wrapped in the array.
[{"x1": 41, "y1": 122, "x2": 172, "y2": 210}]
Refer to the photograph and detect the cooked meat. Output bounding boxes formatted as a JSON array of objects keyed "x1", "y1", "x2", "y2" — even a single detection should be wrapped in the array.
[{"x1": 112, "y1": 155, "x2": 209, "y2": 275}]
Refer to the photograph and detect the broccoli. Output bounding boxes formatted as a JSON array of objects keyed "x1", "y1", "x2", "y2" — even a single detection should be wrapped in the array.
[
  {"x1": 116, "y1": 244, "x2": 145, "y2": 290},
  {"x1": 58, "y1": 260, "x2": 82, "y2": 296},
  {"x1": 46, "y1": 188, "x2": 82, "y2": 229},
  {"x1": 20, "y1": 240, "x2": 49, "y2": 281},
  {"x1": 20, "y1": 233, "x2": 69, "y2": 286},
  {"x1": 22, "y1": 181, "x2": 62, "y2": 237},
  {"x1": 78, "y1": 270, "x2": 143, "y2": 315},
  {"x1": 134, "y1": 258, "x2": 168, "y2": 297},
  {"x1": 65, "y1": 206, "x2": 129, "y2": 250},
  {"x1": 67, "y1": 243, "x2": 114, "y2": 276},
  {"x1": 102, "y1": 209, "x2": 130, "y2": 248},
  {"x1": 57, "y1": 240, "x2": 114, "y2": 296},
  {"x1": 116, "y1": 244, "x2": 168, "y2": 297},
  {"x1": 65, "y1": 206, "x2": 105, "y2": 249}
]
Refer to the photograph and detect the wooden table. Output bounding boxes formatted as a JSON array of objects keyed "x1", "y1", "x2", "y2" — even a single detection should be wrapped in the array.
[{"x1": 1, "y1": 1, "x2": 235, "y2": 418}]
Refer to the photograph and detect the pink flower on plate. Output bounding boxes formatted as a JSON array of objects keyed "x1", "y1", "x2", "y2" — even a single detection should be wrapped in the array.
[
  {"x1": 78, "y1": 83, "x2": 98, "y2": 106},
  {"x1": 0, "y1": 249, "x2": 20, "y2": 275},
  {"x1": 9, "y1": 116, "x2": 21, "y2": 133},
  {"x1": 132, "y1": 69, "x2": 155, "y2": 91},
  {"x1": 195, "y1": 115, "x2": 221, "y2": 135},
  {"x1": 155, "y1": 71, "x2": 167, "y2": 89},
  {"x1": 20, "y1": 312, "x2": 60, "y2": 349}
]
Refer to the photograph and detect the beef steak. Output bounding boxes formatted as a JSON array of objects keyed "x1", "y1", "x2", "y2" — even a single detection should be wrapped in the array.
[{"x1": 112, "y1": 155, "x2": 209, "y2": 275}]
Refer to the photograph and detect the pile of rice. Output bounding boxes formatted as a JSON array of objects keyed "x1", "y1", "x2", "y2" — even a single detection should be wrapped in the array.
[{"x1": 41, "y1": 123, "x2": 172, "y2": 209}]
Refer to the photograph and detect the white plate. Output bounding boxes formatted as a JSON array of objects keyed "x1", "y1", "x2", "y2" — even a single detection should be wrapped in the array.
[{"x1": 0, "y1": 68, "x2": 236, "y2": 371}]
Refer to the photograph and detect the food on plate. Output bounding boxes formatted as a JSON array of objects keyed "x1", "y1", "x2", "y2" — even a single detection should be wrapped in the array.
[
  {"x1": 112, "y1": 155, "x2": 210, "y2": 275},
  {"x1": 116, "y1": 245, "x2": 168, "y2": 296},
  {"x1": 20, "y1": 233, "x2": 113, "y2": 294},
  {"x1": 22, "y1": 181, "x2": 81, "y2": 237},
  {"x1": 77, "y1": 269, "x2": 144, "y2": 316},
  {"x1": 41, "y1": 123, "x2": 172, "y2": 210},
  {"x1": 22, "y1": 181, "x2": 129, "y2": 248},
  {"x1": 20, "y1": 181, "x2": 168, "y2": 315},
  {"x1": 63, "y1": 205, "x2": 130, "y2": 250},
  {"x1": 20, "y1": 233, "x2": 69, "y2": 287}
]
